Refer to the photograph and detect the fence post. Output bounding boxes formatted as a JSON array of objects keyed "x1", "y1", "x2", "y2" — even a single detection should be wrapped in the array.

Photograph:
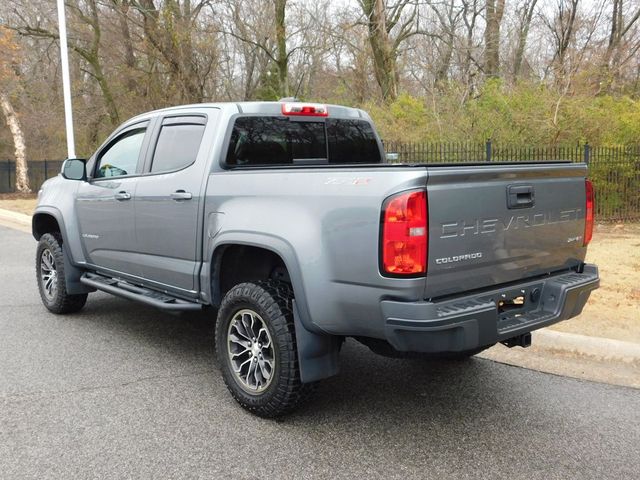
[
  {"x1": 7, "y1": 159, "x2": 11, "y2": 190},
  {"x1": 584, "y1": 143, "x2": 590, "y2": 164},
  {"x1": 44, "y1": 159, "x2": 48, "y2": 179},
  {"x1": 486, "y1": 139, "x2": 492, "y2": 162}
]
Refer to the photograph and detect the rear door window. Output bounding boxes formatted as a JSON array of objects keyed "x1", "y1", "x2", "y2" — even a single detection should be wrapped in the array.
[
  {"x1": 225, "y1": 116, "x2": 381, "y2": 167},
  {"x1": 150, "y1": 116, "x2": 206, "y2": 173}
]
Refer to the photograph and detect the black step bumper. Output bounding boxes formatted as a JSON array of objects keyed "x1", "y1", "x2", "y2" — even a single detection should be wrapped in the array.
[{"x1": 380, "y1": 264, "x2": 599, "y2": 353}]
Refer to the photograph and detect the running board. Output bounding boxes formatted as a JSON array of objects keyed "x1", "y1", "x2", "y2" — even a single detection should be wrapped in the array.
[{"x1": 80, "y1": 273, "x2": 203, "y2": 311}]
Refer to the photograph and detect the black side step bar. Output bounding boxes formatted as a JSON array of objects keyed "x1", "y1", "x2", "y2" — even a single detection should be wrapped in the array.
[{"x1": 80, "y1": 273, "x2": 203, "y2": 311}]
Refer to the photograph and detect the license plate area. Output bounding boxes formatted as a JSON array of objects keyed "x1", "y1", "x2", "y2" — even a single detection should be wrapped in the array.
[
  {"x1": 490, "y1": 284, "x2": 543, "y2": 319},
  {"x1": 498, "y1": 294, "x2": 525, "y2": 314}
]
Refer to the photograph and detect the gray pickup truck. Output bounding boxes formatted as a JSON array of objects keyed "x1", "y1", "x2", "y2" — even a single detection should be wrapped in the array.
[{"x1": 33, "y1": 101, "x2": 599, "y2": 417}]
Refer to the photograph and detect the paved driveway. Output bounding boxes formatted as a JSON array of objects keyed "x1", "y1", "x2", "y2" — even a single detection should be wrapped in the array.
[{"x1": 1, "y1": 226, "x2": 638, "y2": 479}]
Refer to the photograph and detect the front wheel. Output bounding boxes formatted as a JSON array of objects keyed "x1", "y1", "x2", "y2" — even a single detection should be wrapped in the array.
[
  {"x1": 36, "y1": 233, "x2": 88, "y2": 314},
  {"x1": 215, "y1": 280, "x2": 315, "y2": 417}
]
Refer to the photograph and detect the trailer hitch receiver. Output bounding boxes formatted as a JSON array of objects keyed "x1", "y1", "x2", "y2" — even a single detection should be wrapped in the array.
[{"x1": 501, "y1": 332, "x2": 532, "y2": 348}]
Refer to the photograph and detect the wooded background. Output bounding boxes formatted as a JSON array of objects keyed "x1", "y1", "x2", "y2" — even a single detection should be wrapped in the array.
[{"x1": 1, "y1": 0, "x2": 640, "y2": 163}]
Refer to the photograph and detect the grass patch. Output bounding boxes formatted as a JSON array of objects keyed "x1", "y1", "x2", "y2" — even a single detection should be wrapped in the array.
[
  {"x1": 549, "y1": 223, "x2": 640, "y2": 343},
  {"x1": 0, "y1": 193, "x2": 38, "y2": 215}
]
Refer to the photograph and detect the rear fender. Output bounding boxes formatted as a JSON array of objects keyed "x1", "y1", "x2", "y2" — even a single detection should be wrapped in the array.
[{"x1": 208, "y1": 232, "x2": 341, "y2": 382}]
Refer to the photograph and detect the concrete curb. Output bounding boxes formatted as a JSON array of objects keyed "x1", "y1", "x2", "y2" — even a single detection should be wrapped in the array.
[
  {"x1": 1, "y1": 206, "x2": 638, "y2": 366},
  {"x1": 532, "y1": 329, "x2": 640, "y2": 364}
]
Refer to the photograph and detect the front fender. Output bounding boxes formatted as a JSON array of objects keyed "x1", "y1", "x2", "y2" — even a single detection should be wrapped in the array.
[
  {"x1": 32, "y1": 207, "x2": 93, "y2": 295},
  {"x1": 34, "y1": 177, "x2": 85, "y2": 265}
]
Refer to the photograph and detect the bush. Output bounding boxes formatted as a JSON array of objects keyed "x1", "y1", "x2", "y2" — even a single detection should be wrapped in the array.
[{"x1": 363, "y1": 80, "x2": 640, "y2": 146}]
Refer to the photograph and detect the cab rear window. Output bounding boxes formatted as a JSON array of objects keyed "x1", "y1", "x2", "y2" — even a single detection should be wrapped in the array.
[{"x1": 225, "y1": 117, "x2": 381, "y2": 167}]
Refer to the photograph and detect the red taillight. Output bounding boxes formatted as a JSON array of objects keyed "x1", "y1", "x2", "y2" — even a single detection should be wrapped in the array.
[
  {"x1": 281, "y1": 102, "x2": 328, "y2": 117},
  {"x1": 584, "y1": 179, "x2": 594, "y2": 246},
  {"x1": 381, "y1": 190, "x2": 428, "y2": 275}
]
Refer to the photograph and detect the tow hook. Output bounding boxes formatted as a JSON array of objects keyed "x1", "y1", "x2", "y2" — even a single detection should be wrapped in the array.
[{"x1": 501, "y1": 332, "x2": 532, "y2": 348}]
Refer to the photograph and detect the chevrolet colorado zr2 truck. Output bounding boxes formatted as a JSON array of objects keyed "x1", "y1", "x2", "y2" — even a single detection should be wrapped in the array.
[{"x1": 33, "y1": 101, "x2": 599, "y2": 417}]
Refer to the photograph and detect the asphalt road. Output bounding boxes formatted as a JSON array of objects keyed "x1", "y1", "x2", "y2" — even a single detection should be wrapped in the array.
[{"x1": 1, "y1": 225, "x2": 639, "y2": 480}]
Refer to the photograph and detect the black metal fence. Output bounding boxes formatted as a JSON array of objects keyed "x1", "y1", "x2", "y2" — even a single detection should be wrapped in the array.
[
  {"x1": 383, "y1": 140, "x2": 597, "y2": 163},
  {"x1": 1, "y1": 142, "x2": 639, "y2": 221},
  {"x1": 0, "y1": 159, "x2": 63, "y2": 195}
]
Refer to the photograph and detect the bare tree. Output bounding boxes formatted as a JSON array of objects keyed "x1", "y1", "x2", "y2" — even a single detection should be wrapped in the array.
[
  {"x1": 132, "y1": 0, "x2": 215, "y2": 103},
  {"x1": 15, "y1": 0, "x2": 121, "y2": 126},
  {"x1": 602, "y1": 0, "x2": 640, "y2": 91},
  {"x1": 454, "y1": 0, "x2": 483, "y2": 88},
  {"x1": 224, "y1": 1, "x2": 271, "y2": 99},
  {"x1": 430, "y1": 0, "x2": 463, "y2": 86},
  {"x1": 359, "y1": 0, "x2": 429, "y2": 102},
  {"x1": 512, "y1": 0, "x2": 539, "y2": 79},
  {"x1": 221, "y1": 0, "x2": 293, "y2": 99},
  {"x1": 0, "y1": 26, "x2": 28, "y2": 192},
  {"x1": 543, "y1": 0, "x2": 579, "y2": 79},
  {"x1": 484, "y1": 0, "x2": 506, "y2": 77},
  {"x1": 109, "y1": 0, "x2": 137, "y2": 93}
]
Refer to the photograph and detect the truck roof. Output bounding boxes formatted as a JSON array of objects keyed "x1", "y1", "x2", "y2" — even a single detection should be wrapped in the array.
[{"x1": 128, "y1": 101, "x2": 370, "y2": 123}]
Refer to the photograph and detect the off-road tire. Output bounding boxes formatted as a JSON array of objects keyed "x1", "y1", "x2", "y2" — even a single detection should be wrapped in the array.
[
  {"x1": 215, "y1": 280, "x2": 316, "y2": 417},
  {"x1": 36, "y1": 233, "x2": 88, "y2": 314}
]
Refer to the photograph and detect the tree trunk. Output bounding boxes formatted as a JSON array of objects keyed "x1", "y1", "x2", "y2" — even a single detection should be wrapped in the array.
[
  {"x1": 484, "y1": 0, "x2": 505, "y2": 77},
  {"x1": 275, "y1": 0, "x2": 289, "y2": 98},
  {"x1": 113, "y1": 0, "x2": 137, "y2": 93},
  {"x1": 461, "y1": 0, "x2": 481, "y2": 87},
  {"x1": 135, "y1": 0, "x2": 204, "y2": 103},
  {"x1": 600, "y1": 0, "x2": 640, "y2": 93},
  {"x1": 361, "y1": 0, "x2": 399, "y2": 102},
  {"x1": 0, "y1": 92, "x2": 30, "y2": 193},
  {"x1": 512, "y1": 0, "x2": 538, "y2": 79}
]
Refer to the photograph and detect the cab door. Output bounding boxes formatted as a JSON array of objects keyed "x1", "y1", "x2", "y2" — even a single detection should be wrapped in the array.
[
  {"x1": 133, "y1": 114, "x2": 210, "y2": 294},
  {"x1": 76, "y1": 121, "x2": 151, "y2": 278}
]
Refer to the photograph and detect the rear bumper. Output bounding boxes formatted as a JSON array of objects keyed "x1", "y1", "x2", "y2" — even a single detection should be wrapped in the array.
[{"x1": 380, "y1": 264, "x2": 599, "y2": 353}]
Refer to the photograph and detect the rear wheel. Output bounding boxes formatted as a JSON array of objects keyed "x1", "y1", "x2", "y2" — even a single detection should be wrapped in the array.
[
  {"x1": 215, "y1": 280, "x2": 315, "y2": 417},
  {"x1": 36, "y1": 233, "x2": 87, "y2": 314}
]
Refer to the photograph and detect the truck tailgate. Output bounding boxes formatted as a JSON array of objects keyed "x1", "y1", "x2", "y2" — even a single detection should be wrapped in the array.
[{"x1": 425, "y1": 163, "x2": 589, "y2": 299}]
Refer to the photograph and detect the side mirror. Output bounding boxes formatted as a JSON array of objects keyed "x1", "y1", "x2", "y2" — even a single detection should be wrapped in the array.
[
  {"x1": 61, "y1": 158, "x2": 87, "y2": 181},
  {"x1": 385, "y1": 152, "x2": 399, "y2": 162}
]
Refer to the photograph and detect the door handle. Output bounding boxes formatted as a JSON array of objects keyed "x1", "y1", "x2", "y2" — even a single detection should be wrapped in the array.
[
  {"x1": 170, "y1": 190, "x2": 192, "y2": 201},
  {"x1": 507, "y1": 184, "x2": 534, "y2": 209},
  {"x1": 114, "y1": 191, "x2": 131, "y2": 201}
]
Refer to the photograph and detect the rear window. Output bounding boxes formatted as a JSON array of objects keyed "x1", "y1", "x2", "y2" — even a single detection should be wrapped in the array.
[
  {"x1": 326, "y1": 119, "x2": 380, "y2": 164},
  {"x1": 225, "y1": 117, "x2": 381, "y2": 167}
]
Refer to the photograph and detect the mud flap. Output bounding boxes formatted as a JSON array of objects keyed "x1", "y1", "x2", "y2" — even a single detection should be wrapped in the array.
[
  {"x1": 62, "y1": 245, "x2": 95, "y2": 295},
  {"x1": 292, "y1": 299, "x2": 341, "y2": 383}
]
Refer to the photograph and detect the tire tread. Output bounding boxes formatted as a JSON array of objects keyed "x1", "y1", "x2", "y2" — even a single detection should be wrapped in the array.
[
  {"x1": 216, "y1": 280, "x2": 316, "y2": 417},
  {"x1": 36, "y1": 233, "x2": 87, "y2": 314}
]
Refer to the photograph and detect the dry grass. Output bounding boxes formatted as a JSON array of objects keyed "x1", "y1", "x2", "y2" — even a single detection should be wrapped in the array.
[
  {"x1": 0, "y1": 194, "x2": 638, "y2": 342},
  {"x1": 0, "y1": 193, "x2": 38, "y2": 215},
  {"x1": 549, "y1": 223, "x2": 640, "y2": 343}
]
